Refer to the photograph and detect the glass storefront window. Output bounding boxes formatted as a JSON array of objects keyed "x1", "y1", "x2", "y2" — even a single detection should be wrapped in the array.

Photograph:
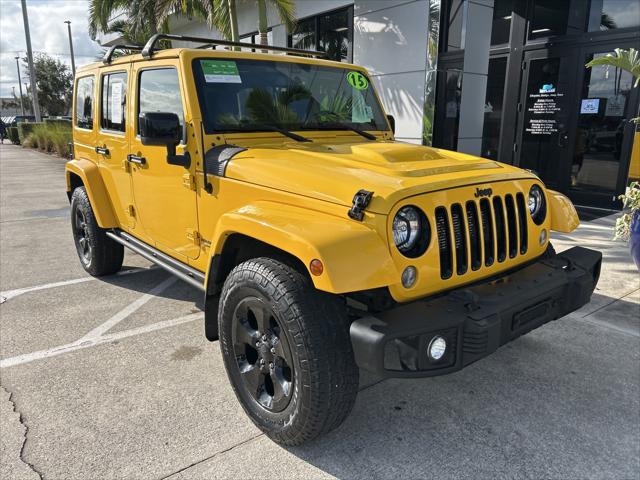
[
  {"x1": 481, "y1": 57, "x2": 508, "y2": 160},
  {"x1": 570, "y1": 53, "x2": 634, "y2": 193},
  {"x1": 289, "y1": 7, "x2": 352, "y2": 62},
  {"x1": 437, "y1": 70, "x2": 463, "y2": 150},
  {"x1": 528, "y1": 0, "x2": 589, "y2": 39},
  {"x1": 588, "y1": 0, "x2": 640, "y2": 31},
  {"x1": 318, "y1": 9, "x2": 351, "y2": 62},
  {"x1": 445, "y1": 0, "x2": 466, "y2": 51},
  {"x1": 491, "y1": 0, "x2": 514, "y2": 45}
]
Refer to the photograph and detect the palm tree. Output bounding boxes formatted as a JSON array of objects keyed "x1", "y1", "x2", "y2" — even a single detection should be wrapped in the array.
[{"x1": 257, "y1": 0, "x2": 295, "y2": 46}]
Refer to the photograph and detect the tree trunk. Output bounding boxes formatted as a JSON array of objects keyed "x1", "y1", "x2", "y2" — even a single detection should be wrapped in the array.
[
  {"x1": 228, "y1": 0, "x2": 239, "y2": 43},
  {"x1": 257, "y1": 0, "x2": 268, "y2": 49}
]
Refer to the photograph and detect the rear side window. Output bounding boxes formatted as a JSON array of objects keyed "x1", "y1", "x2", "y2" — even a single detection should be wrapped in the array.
[
  {"x1": 138, "y1": 68, "x2": 184, "y2": 134},
  {"x1": 75, "y1": 76, "x2": 94, "y2": 130},
  {"x1": 101, "y1": 72, "x2": 127, "y2": 132}
]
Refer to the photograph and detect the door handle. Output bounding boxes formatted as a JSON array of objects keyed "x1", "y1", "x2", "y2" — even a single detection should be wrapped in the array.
[
  {"x1": 557, "y1": 131, "x2": 569, "y2": 148},
  {"x1": 127, "y1": 154, "x2": 146, "y2": 165},
  {"x1": 95, "y1": 146, "x2": 109, "y2": 155}
]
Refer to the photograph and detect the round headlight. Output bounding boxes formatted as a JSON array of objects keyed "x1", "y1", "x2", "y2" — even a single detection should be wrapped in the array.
[
  {"x1": 528, "y1": 185, "x2": 547, "y2": 225},
  {"x1": 392, "y1": 206, "x2": 430, "y2": 257}
]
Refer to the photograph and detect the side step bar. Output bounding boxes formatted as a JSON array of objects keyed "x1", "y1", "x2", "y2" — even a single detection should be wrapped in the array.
[{"x1": 106, "y1": 230, "x2": 205, "y2": 291}]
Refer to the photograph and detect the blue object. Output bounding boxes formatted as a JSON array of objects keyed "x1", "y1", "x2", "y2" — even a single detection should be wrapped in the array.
[{"x1": 630, "y1": 210, "x2": 640, "y2": 271}]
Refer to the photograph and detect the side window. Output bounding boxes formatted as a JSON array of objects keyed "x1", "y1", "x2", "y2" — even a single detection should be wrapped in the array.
[
  {"x1": 101, "y1": 72, "x2": 127, "y2": 132},
  {"x1": 138, "y1": 68, "x2": 184, "y2": 135},
  {"x1": 75, "y1": 76, "x2": 94, "y2": 130}
]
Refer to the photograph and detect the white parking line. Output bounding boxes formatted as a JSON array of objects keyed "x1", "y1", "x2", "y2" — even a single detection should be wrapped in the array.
[
  {"x1": 0, "y1": 313, "x2": 202, "y2": 369},
  {"x1": 0, "y1": 267, "x2": 155, "y2": 303},
  {"x1": 80, "y1": 276, "x2": 177, "y2": 341}
]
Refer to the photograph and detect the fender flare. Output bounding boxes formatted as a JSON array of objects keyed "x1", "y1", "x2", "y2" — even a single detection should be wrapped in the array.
[
  {"x1": 547, "y1": 189, "x2": 579, "y2": 233},
  {"x1": 65, "y1": 159, "x2": 118, "y2": 228},
  {"x1": 206, "y1": 201, "x2": 398, "y2": 294}
]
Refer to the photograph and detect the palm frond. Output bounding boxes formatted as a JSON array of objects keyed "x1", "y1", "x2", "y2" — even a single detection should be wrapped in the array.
[{"x1": 586, "y1": 48, "x2": 640, "y2": 87}]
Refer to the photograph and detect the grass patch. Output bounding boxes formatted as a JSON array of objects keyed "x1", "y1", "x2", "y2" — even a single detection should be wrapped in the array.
[{"x1": 22, "y1": 123, "x2": 72, "y2": 158}]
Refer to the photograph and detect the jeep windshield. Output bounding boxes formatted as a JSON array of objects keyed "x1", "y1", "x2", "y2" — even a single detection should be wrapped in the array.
[{"x1": 193, "y1": 58, "x2": 389, "y2": 135}]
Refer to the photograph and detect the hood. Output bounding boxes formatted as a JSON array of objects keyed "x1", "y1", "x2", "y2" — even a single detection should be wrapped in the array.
[{"x1": 224, "y1": 140, "x2": 537, "y2": 214}]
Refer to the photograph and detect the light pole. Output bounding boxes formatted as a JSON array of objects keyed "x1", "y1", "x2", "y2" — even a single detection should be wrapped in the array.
[
  {"x1": 14, "y1": 56, "x2": 25, "y2": 117},
  {"x1": 64, "y1": 20, "x2": 76, "y2": 76},
  {"x1": 21, "y1": 0, "x2": 41, "y2": 122}
]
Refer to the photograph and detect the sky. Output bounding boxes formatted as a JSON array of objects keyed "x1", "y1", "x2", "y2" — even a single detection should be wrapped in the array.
[{"x1": 0, "y1": 0, "x2": 102, "y2": 98}]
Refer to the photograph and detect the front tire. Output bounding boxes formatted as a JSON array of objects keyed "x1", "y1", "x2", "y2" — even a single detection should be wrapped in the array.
[
  {"x1": 70, "y1": 186, "x2": 123, "y2": 276},
  {"x1": 218, "y1": 257, "x2": 359, "y2": 445}
]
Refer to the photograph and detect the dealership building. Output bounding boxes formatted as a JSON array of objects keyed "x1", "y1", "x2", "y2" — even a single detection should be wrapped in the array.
[{"x1": 103, "y1": 0, "x2": 640, "y2": 209}]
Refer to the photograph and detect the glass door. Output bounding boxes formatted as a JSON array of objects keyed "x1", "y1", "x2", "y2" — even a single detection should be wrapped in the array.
[
  {"x1": 567, "y1": 41, "x2": 640, "y2": 209},
  {"x1": 514, "y1": 49, "x2": 580, "y2": 192}
]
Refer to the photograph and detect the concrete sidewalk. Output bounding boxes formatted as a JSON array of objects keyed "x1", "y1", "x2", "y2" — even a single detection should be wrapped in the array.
[{"x1": 0, "y1": 143, "x2": 638, "y2": 479}]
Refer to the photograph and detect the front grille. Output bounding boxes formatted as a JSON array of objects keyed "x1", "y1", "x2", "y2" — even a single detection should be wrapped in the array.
[{"x1": 436, "y1": 191, "x2": 529, "y2": 279}]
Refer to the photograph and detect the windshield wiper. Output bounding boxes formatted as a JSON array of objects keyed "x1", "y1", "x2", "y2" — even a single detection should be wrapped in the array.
[
  {"x1": 250, "y1": 125, "x2": 312, "y2": 143},
  {"x1": 310, "y1": 123, "x2": 377, "y2": 141}
]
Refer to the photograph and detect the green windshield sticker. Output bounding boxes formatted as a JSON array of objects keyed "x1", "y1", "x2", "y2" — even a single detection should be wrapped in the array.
[
  {"x1": 201, "y1": 60, "x2": 242, "y2": 84},
  {"x1": 347, "y1": 71, "x2": 369, "y2": 90}
]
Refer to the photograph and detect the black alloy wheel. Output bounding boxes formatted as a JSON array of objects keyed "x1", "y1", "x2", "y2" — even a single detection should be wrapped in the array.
[{"x1": 232, "y1": 297, "x2": 294, "y2": 412}]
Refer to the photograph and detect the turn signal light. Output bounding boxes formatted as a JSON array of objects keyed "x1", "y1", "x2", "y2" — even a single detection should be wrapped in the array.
[{"x1": 310, "y1": 259, "x2": 324, "y2": 276}]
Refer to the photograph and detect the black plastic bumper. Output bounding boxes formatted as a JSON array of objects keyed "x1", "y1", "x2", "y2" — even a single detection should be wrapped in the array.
[{"x1": 350, "y1": 246, "x2": 602, "y2": 378}]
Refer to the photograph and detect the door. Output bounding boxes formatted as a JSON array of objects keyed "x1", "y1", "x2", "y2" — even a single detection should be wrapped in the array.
[
  {"x1": 72, "y1": 74, "x2": 97, "y2": 163},
  {"x1": 514, "y1": 49, "x2": 580, "y2": 192},
  {"x1": 129, "y1": 64, "x2": 199, "y2": 261},
  {"x1": 97, "y1": 66, "x2": 135, "y2": 229},
  {"x1": 566, "y1": 40, "x2": 640, "y2": 209}
]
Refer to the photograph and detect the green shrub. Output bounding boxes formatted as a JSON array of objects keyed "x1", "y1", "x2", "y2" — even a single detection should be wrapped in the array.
[
  {"x1": 17, "y1": 122, "x2": 43, "y2": 143},
  {"x1": 7, "y1": 127, "x2": 20, "y2": 145},
  {"x1": 22, "y1": 123, "x2": 72, "y2": 158},
  {"x1": 44, "y1": 118, "x2": 72, "y2": 128}
]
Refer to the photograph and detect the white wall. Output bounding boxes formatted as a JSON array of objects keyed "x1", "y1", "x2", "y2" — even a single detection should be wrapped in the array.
[{"x1": 353, "y1": 0, "x2": 429, "y2": 143}]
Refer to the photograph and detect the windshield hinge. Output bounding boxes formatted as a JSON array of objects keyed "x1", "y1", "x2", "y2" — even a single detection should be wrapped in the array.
[
  {"x1": 187, "y1": 229, "x2": 201, "y2": 246},
  {"x1": 182, "y1": 173, "x2": 196, "y2": 191},
  {"x1": 348, "y1": 189, "x2": 374, "y2": 221}
]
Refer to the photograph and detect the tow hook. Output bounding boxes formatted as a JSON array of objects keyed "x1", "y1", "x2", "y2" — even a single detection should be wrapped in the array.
[{"x1": 348, "y1": 189, "x2": 374, "y2": 221}]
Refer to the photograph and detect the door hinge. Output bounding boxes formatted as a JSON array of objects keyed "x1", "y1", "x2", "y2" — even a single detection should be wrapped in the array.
[
  {"x1": 517, "y1": 102, "x2": 522, "y2": 112},
  {"x1": 521, "y1": 61, "x2": 527, "y2": 70},
  {"x1": 513, "y1": 143, "x2": 519, "y2": 153},
  {"x1": 182, "y1": 173, "x2": 196, "y2": 191},
  {"x1": 127, "y1": 204, "x2": 136, "y2": 217},
  {"x1": 187, "y1": 229, "x2": 201, "y2": 246}
]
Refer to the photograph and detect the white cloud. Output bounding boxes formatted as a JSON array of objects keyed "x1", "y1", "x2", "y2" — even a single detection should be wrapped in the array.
[{"x1": 0, "y1": 0, "x2": 102, "y2": 97}]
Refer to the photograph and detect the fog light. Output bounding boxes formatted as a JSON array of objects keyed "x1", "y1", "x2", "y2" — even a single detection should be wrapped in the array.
[
  {"x1": 428, "y1": 336, "x2": 447, "y2": 361},
  {"x1": 401, "y1": 266, "x2": 417, "y2": 288},
  {"x1": 539, "y1": 228, "x2": 547, "y2": 245}
]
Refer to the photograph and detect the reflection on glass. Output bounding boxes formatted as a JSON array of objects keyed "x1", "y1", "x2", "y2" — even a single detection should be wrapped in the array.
[
  {"x1": 138, "y1": 69, "x2": 184, "y2": 132},
  {"x1": 101, "y1": 72, "x2": 127, "y2": 132},
  {"x1": 437, "y1": 70, "x2": 462, "y2": 150},
  {"x1": 528, "y1": 0, "x2": 589, "y2": 39},
  {"x1": 446, "y1": 0, "x2": 466, "y2": 51},
  {"x1": 75, "y1": 77, "x2": 93, "y2": 129},
  {"x1": 193, "y1": 59, "x2": 388, "y2": 133},
  {"x1": 318, "y1": 9, "x2": 350, "y2": 62},
  {"x1": 491, "y1": 0, "x2": 514, "y2": 45},
  {"x1": 571, "y1": 52, "x2": 633, "y2": 193},
  {"x1": 291, "y1": 18, "x2": 316, "y2": 52},
  {"x1": 588, "y1": 0, "x2": 640, "y2": 31},
  {"x1": 519, "y1": 57, "x2": 573, "y2": 188},
  {"x1": 481, "y1": 57, "x2": 507, "y2": 160}
]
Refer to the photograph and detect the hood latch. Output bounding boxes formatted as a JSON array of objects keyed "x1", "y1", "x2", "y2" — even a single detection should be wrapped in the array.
[{"x1": 348, "y1": 189, "x2": 374, "y2": 221}]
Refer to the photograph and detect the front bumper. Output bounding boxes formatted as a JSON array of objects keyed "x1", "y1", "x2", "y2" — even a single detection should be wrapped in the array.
[{"x1": 350, "y1": 246, "x2": 602, "y2": 378}]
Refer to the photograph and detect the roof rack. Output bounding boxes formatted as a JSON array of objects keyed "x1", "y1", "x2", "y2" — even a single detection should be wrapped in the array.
[
  {"x1": 141, "y1": 33, "x2": 327, "y2": 59},
  {"x1": 102, "y1": 44, "x2": 144, "y2": 64}
]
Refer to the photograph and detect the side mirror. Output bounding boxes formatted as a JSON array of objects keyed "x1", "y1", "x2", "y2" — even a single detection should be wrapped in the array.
[
  {"x1": 139, "y1": 112, "x2": 190, "y2": 167},
  {"x1": 386, "y1": 114, "x2": 395, "y2": 134}
]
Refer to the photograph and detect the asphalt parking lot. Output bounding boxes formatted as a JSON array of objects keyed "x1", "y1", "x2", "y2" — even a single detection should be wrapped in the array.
[{"x1": 1, "y1": 143, "x2": 638, "y2": 479}]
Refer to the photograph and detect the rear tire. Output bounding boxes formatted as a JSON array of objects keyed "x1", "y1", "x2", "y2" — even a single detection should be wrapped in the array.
[
  {"x1": 218, "y1": 257, "x2": 359, "y2": 445},
  {"x1": 70, "y1": 186, "x2": 123, "y2": 276}
]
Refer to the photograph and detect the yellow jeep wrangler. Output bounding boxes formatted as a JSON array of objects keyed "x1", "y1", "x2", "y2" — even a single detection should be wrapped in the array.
[{"x1": 67, "y1": 34, "x2": 601, "y2": 445}]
